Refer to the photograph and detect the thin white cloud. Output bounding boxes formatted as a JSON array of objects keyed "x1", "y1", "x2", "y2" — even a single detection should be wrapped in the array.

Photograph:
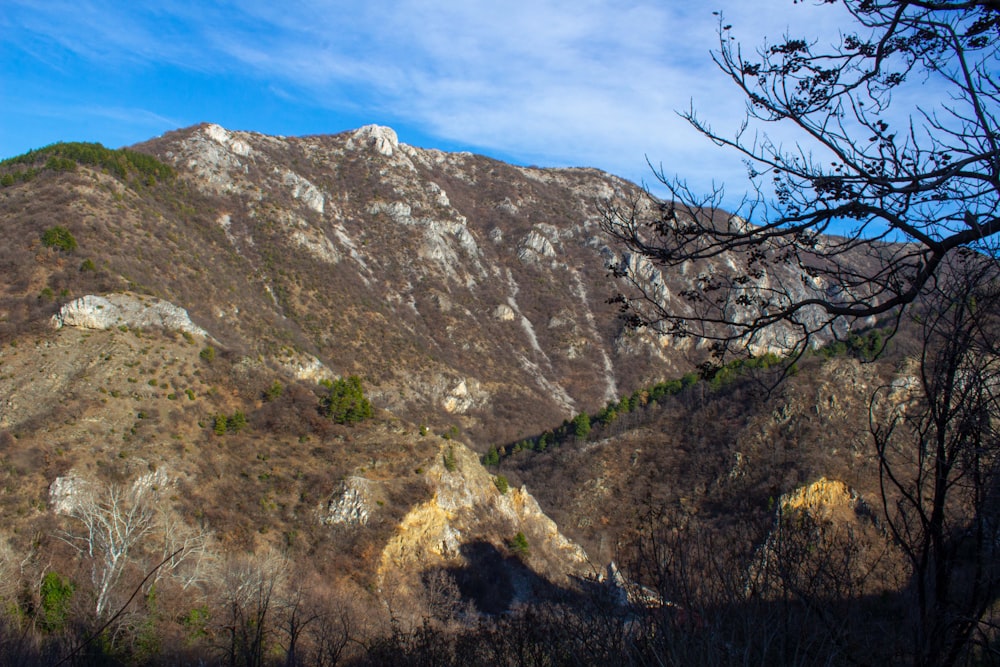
[{"x1": 2, "y1": 0, "x2": 939, "y2": 204}]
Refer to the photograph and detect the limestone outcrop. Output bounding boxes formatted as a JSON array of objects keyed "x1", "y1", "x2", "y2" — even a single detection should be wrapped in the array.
[{"x1": 51, "y1": 293, "x2": 209, "y2": 338}]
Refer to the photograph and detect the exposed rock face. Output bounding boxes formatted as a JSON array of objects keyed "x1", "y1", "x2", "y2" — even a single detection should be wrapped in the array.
[
  {"x1": 48, "y1": 473, "x2": 89, "y2": 515},
  {"x1": 441, "y1": 378, "x2": 488, "y2": 414},
  {"x1": 493, "y1": 304, "x2": 516, "y2": 321},
  {"x1": 745, "y1": 475, "x2": 895, "y2": 599},
  {"x1": 320, "y1": 476, "x2": 377, "y2": 527},
  {"x1": 379, "y1": 441, "x2": 589, "y2": 598},
  {"x1": 779, "y1": 477, "x2": 876, "y2": 523},
  {"x1": 49, "y1": 469, "x2": 170, "y2": 515},
  {"x1": 281, "y1": 169, "x2": 325, "y2": 214},
  {"x1": 274, "y1": 349, "x2": 334, "y2": 383},
  {"x1": 51, "y1": 294, "x2": 208, "y2": 338},
  {"x1": 347, "y1": 124, "x2": 400, "y2": 157}
]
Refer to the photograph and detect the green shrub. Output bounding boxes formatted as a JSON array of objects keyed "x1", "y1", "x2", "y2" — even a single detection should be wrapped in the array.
[
  {"x1": 323, "y1": 375, "x2": 373, "y2": 425},
  {"x1": 213, "y1": 414, "x2": 228, "y2": 436},
  {"x1": 199, "y1": 346, "x2": 215, "y2": 362},
  {"x1": 41, "y1": 226, "x2": 77, "y2": 252},
  {"x1": 182, "y1": 605, "x2": 210, "y2": 641},
  {"x1": 494, "y1": 475, "x2": 509, "y2": 494},
  {"x1": 482, "y1": 445, "x2": 500, "y2": 467},
  {"x1": 443, "y1": 445, "x2": 457, "y2": 472},
  {"x1": 39, "y1": 571, "x2": 74, "y2": 632},
  {"x1": 212, "y1": 411, "x2": 247, "y2": 435},
  {"x1": 264, "y1": 380, "x2": 284, "y2": 402},
  {"x1": 509, "y1": 532, "x2": 529, "y2": 556},
  {"x1": 227, "y1": 410, "x2": 247, "y2": 433},
  {"x1": 79, "y1": 258, "x2": 96, "y2": 272}
]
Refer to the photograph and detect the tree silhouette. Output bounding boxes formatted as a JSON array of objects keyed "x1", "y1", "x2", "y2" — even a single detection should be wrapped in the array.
[
  {"x1": 871, "y1": 258, "x2": 1000, "y2": 667},
  {"x1": 603, "y1": 1, "x2": 999, "y2": 360}
]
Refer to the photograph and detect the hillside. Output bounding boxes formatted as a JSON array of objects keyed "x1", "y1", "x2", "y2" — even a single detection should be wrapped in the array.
[
  {"x1": 0, "y1": 126, "x2": 967, "y2": 665},
  {"x1": 1, "y1": 124, "x2": 878, "y2": 445}
]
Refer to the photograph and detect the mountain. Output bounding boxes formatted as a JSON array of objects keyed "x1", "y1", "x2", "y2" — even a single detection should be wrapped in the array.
[
  {"x1": 0, "y1": 125, "x2": 916, "y2": 664},
  {"x1": 2, "y1": 123, "x2": 879, "y2": 445}
]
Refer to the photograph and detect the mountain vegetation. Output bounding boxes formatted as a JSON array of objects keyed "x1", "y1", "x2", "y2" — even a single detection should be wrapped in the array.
[{"x1": 0, "y1": 3, "x2": 997, "y2": 663}]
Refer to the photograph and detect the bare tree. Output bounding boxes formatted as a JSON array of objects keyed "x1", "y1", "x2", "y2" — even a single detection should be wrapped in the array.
[
  {"x1": 871, "y1": 258, "x2": 1000, "y2": 667},
  {"x1": 602, "y1": 1, "x2": 999, "y2": 359},
  {"x1": 215, "y1": 549, "x2": 287, "y2": 667},
  {"x1": 150, "y1": 506, "x2": 213, "y2": 592},
  {"x1": 57, "y1": 480, "x2": 156, "y2": 617}
]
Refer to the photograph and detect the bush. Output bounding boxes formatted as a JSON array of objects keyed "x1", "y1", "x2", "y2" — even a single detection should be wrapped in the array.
[
  {"x1": 494, "y1": 475, "x2": 509, "y2": 494},
  {"x1": 199, "y1": 346, "x2": 215, "y2": 362},
  {"x1": 214, "y1": 411, "x2": 247, "y2": 435},
  {"x1": 39, "y1": 571, "x2": 74, "y2": 632},
  {"x1": 509, "y1": 532, "x2": 529, "y2": 556},
  {"x1": 443, "y1": 445, "x2": 458, "y2": 472},
  {"x1": 482, "y1": 445, "x2": 500, "y2": 467},
  {"x1": 264, "y1": 380, "x2": 284, "y2": 402},
  {"x1": 79, "y1": 258, "x2": 97, "y2": 272},
  {"x1": 323, "y1": 376, "x2": 373, "y2": 425},
  {"x1": 213, "y1": 414, "x2": 228, "y2": 436},
  {"x1": 41, "y1": 225, "x2": 77, "y2": 252},
  {"x1": 227, "y1": 410, "x2": 247, "y2": 433}
]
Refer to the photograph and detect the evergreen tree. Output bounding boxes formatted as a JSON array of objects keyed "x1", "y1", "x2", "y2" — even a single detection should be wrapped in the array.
[
  {"x1": 324, "y1": 376, "x2": 373, "y2": 425},
  {"x1": 572, "y1": 412, "x2": 591, "y2": 439}
]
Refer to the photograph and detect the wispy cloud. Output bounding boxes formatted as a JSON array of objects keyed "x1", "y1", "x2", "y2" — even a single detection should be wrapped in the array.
[{"x1": 0, "y1": 0, "x2": 909, "y2": 201}]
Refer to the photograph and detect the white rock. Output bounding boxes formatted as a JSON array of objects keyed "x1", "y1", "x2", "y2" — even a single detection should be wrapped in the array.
[
  {"x1": 428, "y1": 182, "x2": 450, "y2": 207},
  {"x1": 518, "y1": 230, "x2": 556, "y2": 261},
  {"x1": 51, "y1": 294, "x2": 209, "y2": 338},
  {"x1": 369, "y1": 200, "x2": 413, "y2": 223},
  {"x1": 281, "y1": 169, "x2": 325, "y2": 214},
  {"x1": 320, "y1": 477, "x2": 376, "y2": 526},
  {"x1": 204, "y1": 124, "x2": 252, "y2": 156},
  {"x1": 49, "y1": 474, "x2": 90, "y2": 515},
  {"x1": 347, "y1": 125, "x2": 399, "y2": 157},
  {"x1": 276, "y1": 351, "x2": 334, "y2": 382}
]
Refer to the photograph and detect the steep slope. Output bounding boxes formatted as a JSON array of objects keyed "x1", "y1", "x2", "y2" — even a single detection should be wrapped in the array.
[
  {"x1": 0, "y1": 306, "x2": 591, "y2": 618},
  {"x1": 0, "y1": 126, "x2": 958, "y2": 664},
  {"x1": 0, "y1": 124, "x2": 879, "y2": 447},
  {"x1": 502, "y1": 352, "x2": 906, "y2": 565}
]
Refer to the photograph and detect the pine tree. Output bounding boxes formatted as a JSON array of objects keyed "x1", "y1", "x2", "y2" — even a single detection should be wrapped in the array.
[{"x1": 324, "y1": 376, "x2": 373, "y2": 425}]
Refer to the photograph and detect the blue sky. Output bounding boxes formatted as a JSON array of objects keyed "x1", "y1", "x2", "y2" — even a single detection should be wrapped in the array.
[{"x1": 2, "y1": 1, "x2": 846, "y2": 198}]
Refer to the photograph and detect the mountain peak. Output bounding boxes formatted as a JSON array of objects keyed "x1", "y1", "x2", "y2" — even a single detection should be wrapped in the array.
[{"x1": 346, "y1": 123, "x2": 399, "y2": 156}]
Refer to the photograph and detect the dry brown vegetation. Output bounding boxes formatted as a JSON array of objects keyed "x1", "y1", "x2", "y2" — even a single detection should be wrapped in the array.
[{"x1": 3, "y1": 117, "x2": 1000, "y2": 663}]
